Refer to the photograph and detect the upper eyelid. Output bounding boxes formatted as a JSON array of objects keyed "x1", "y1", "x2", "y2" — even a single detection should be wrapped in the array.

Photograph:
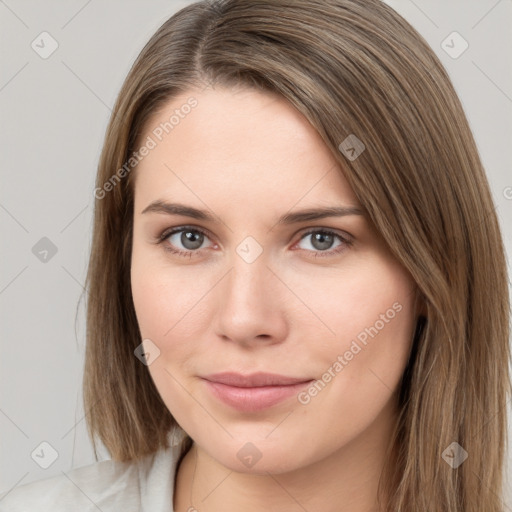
[{"x1": 160, "y1": 225, "x2": 214, "y2": 242}]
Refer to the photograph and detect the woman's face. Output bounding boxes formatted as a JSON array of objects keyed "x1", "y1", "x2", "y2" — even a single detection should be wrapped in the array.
[{"x1": 131, "y1": 85, "x2": 419, "y2": 473}]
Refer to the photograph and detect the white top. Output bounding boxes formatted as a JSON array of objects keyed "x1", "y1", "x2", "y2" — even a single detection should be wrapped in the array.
[{"x1": 0, "y1": 429, "x2": 189, "y2": 512}]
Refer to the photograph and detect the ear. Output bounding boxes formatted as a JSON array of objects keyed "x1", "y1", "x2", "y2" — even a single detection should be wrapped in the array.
[{"x1": 413, "y1": 287, "x2": 428, "y2": 318}]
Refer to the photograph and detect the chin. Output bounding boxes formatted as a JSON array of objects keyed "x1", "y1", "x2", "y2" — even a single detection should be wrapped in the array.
[{"x1": 197, "y1": 433, "x2": 317, "y2": 475}]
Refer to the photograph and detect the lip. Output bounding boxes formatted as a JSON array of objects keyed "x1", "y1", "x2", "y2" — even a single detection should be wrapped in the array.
[{"x1": 201, "y1": 372, "x2": 314, "y2": 412}]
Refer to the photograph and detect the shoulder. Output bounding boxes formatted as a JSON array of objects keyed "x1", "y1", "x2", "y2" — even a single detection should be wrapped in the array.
[
  {"x1": 0, "y1": 439, "x2": 186, "y2": 512},
  {"x1": 0, "y1": 457, "x2": 138, "y2": 512}
]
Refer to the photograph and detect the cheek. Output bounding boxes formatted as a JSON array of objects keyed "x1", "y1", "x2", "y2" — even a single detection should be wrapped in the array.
[
  {"x1": 130, "y1": 265, "x2": 168, "y2": 340},
  {"x1": 130, "y1": 241, "x2": 205, "y2": 339},
  {"x1": 130, "y1": 244, "x2": 217, "y2": 381},
  {"x1": 130, "y1": 253, "x2": 207, "y2": 415},
  {"x1": 292, "y1": 265, "x2": 416, "y2": 443},
  {"x1": 295, "y1": 257, "x2": 416, "y2": 385},
  {"x1": 131, "y1": 274, "x2": 203, "y2": 366}
]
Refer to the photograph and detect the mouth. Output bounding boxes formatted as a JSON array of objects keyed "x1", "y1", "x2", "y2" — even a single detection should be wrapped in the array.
[{"x1": 201, "y1": 372, "x2": 315, "y2": 412}]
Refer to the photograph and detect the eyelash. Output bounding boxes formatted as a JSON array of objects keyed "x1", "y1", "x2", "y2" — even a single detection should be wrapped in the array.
[{"x1": 155, "y1": 225, "x2": 353, "y2": 259}]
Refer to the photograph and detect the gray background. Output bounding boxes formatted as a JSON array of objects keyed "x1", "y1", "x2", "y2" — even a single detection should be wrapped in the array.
[{"x1": 1, "y1": 0, "x2": 511, "y2": 507}]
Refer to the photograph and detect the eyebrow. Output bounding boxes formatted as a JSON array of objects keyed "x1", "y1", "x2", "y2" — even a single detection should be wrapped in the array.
[{"x1": 141, "y1": 200, "x2": 365, "y2": 224}]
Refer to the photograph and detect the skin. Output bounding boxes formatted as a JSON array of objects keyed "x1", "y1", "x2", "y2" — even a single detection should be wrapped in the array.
[{"x1": 130, "y1": 85, "x2": 421, "y2": 512}]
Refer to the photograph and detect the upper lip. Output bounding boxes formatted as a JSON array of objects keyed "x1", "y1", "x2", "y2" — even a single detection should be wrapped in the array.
[{"x1": 202, "y1": 372, "x2": 313, "y2": 388}]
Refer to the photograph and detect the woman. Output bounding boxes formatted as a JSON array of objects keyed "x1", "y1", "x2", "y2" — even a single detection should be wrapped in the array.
[{"x1": 1, "y1": 0, "x2": 509, "y2": 511}]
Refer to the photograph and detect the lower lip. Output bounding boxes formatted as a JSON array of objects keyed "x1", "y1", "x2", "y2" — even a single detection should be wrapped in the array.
[{"x1": 203, "y1": 379, "x2": 313, "y2": 412}]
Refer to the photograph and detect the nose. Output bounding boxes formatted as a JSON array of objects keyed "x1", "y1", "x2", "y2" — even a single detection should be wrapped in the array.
[{"x1": 214, "y1": 252, "x2": 289, "y2": 347}]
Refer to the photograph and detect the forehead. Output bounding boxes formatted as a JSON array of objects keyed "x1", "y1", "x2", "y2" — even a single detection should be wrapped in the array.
[{"x1": 133, "y1": 86, "x2": 360, "y2": 212}]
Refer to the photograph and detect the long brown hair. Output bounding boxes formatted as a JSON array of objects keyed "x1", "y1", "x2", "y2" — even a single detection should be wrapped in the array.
[{"x1": 82, "y1": 1, "x2": 511, "y2": 510}]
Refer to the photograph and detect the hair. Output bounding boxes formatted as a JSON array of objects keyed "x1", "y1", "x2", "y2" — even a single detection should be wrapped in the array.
[{"x1": 82, "y1": 0, "x2": 511, "y2": 510}]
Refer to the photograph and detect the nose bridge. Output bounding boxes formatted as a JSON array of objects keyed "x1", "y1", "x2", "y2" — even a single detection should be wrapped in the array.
[{"x1": 226, "y1": 245, "x2": 272, "y2": 308}]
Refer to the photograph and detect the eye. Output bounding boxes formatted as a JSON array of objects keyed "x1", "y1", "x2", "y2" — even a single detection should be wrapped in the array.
[
  {"x1": 156, "y1": 226, "x2": 352, "y2": 259},
  {"x1": 294, "y1": 229, "x2": 352, "y2": 258},
  {"x1": 157, "y1": 226, "x2": 214, "y2": 257}
]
